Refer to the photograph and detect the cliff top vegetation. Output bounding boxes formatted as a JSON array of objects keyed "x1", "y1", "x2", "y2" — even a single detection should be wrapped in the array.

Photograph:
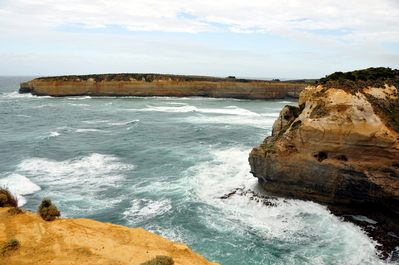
[
  {"x1": 314, "y1": 67, "x2": 399, "y2": 133},
  {"x1": 36, "y1": 73, "x2": 274, "y2": 83},
  {"x1": 315, "y1": 67, "x2": 399, "y2": 90}
]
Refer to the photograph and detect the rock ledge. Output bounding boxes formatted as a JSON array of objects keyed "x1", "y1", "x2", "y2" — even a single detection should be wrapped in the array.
[{"x1": 0, "y1": 208, "x2": 218, "y2": 265}]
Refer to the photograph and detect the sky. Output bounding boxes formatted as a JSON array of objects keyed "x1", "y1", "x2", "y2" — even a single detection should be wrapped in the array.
[{"x1": 1, "y1": 0, "x2": 398, "y2": 79}]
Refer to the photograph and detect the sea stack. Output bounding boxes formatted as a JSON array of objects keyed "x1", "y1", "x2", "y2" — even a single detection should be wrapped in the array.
[{"x1": 249, "y1": 68, "x2": 399, "y2": 213}]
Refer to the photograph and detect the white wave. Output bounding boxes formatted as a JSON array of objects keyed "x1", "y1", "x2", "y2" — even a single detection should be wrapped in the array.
[
  {"x1": 49, "y1": 131, "x2": 60, "y2": 138},
  {"x1": 180, "y1": 115, "x2": 276, "y2": 129},
  {"x1": 15, "y1": 154, "x2": 134, "y2": 214},
  {"x1": 141, "y1": 104, "x2": 267, "y2": 118},
  {"x1": 185, "y1": 147, "x2": 385, "y2": 264},
  {"x1": 125, "y1": 96, "x2": 246, "y2": 101},
  {"x1": 200, "y1": 106, "x2": 261, "y2": 116},
  {"x1": 17, "y1": 153, "x2": 133, "y2": 185},
  {"x1": 143, "y1": 105, "x2": 197, "y2": 113},
  {"x1": 3, "y1": 92, "x2": 37, "y2": 98},
  {"x1": 82, "y1": 120, "x2": 110, "y2": 124},
  {"x1": 167, "y1": 102, "x2": 188, "y2": 105},
  {"x1": 109, "y1": 120, "x2": 140, "y2": 126},
  {"x1": 123, "y1": 198, "x2": 172, "y2": 224},
  {"x1": 0, "y1": 173, "x2": 41, "y2": 206},
  {"x1": 66, "y1": 96, "x2": 92, "y2": 100},
  {"x1": 276, "y1": 100, "x2": 296, "y2": 104},
  {"x1": 76, "y1": 129, "x2": 103, "y2": 133},
  {"x1": 67, "y1": 103, "x2": 90, "y2": 106}
]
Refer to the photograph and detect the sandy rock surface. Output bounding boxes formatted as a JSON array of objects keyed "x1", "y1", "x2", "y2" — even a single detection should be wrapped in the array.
[{"x1": 0, "y1": 208, "x2": 218, "y2": 265}]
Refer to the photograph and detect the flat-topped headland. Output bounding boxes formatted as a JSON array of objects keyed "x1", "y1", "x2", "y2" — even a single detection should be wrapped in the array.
[{"x1": 19, "y1": 73, "x2": 308, "y2": 99}]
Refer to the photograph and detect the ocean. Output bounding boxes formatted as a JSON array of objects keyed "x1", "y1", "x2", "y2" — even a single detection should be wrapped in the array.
[{"x1": 0, "y1": 76, "x2": 393, "y2": 264}]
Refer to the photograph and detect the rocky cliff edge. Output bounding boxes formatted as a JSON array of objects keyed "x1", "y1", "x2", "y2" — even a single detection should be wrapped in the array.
[
  {"x1": 249, "y1": 68, "x2": 399, "y2": 213},
  {"x1": 0, "y1": 208, "x2": 218, "y2": 265},
  {"x1": 19, "y1": 73, "x2": 308, "y2": 99}
]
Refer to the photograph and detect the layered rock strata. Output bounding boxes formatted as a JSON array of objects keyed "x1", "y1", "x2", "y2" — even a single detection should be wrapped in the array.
[
  {"x1": 0, "y1": 208, "x2": 218, "y2": 265},
  {"x1": 249, "y1": 83, "x2": 399, "y2": 213},
  {"x1": 19, "y1": 74, "x2": 307, "y2": 99}
]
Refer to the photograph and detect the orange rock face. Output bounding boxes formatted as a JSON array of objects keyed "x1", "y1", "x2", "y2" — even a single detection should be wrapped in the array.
[
  {"x1": 0, "y1": 208, "x2": 219, "y2": 265},
  {"x1": 249, "y1": 84, "x2": 399, "y2": 212},
  {"x1": 19, "y1": 74, "x2": 307, "y2": 99}
]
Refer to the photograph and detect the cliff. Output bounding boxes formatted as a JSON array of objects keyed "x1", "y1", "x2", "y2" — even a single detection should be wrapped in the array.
[
  {"x1": 249, "y1": 68, "x2": 399, "y2": 212},
  {"x1": 19, "y1": 73, "x2": 307, "y2": 99},
  {"x1": 0, "y1": 208, "x2": 218, "y2": 265}
]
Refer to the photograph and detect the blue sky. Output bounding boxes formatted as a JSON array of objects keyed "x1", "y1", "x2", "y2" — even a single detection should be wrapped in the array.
[{"x1": 1, "y1": 0, "x2": 398, "y2": 79}]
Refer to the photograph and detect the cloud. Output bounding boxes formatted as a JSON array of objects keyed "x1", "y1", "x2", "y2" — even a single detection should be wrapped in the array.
[
  {"x1": 3, "y1": 0, "x2": 398, "y2": 38},
  {"x1": 0, "y1": 0, "x2": 398, "y2": 77}
]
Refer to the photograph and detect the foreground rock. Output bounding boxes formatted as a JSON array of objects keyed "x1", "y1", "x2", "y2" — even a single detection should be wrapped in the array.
[
  {"x1": 0, "y1": 208, "x2": 218, "y2": 265},
  {"x1": 19, "y1": 73, "x2": 307, "y2": 99}
]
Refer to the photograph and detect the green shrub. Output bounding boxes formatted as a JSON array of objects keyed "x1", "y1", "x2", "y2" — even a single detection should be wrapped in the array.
[
  {"x1": 38, "y1": 199, "x2": 61, "y2": 221},
  {"x1": 140, "y1": 255, "x2": 174, "y2": 265},
  {"x1": 316, "y1": 67, "x2": 399, "y2": 91},
  {"x1": 1, "y1": 239, "x2": 20, "y2": 254},
  {"x1": 0, "y1": 186, "x2": 19, "y2": 208}
]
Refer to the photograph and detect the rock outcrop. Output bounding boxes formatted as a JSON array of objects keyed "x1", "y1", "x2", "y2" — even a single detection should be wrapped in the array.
[
  {"x1": 19, "y1": 74, "x2": 308, "y2": 99},
  {"x1": 0, "y1": 208, "x2": 218, "y2": 265},
  {"x1": 249, "y1": 68, "x2": 399, "y2": 213}
]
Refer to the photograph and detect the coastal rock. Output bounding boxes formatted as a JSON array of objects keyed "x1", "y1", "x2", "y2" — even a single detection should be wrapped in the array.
[
  {"x1": 249, "y1": 68, "x2": 399, "y2": 213},
  {"x1": 0, "y1": 208, "x2": 218, "y2": 265},
  {"x1": 19, "y1": 73, "x2": 307, "y2": 99}
]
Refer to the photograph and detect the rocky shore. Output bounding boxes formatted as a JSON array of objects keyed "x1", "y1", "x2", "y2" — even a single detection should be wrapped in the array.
[
  {"x1": 19, "y1": 73, "x2": 308, "y2": 99},
  {"x1": 0, "y1": 208, "x2": 218, "y2": 265},
  {"x1": 249, "y1": 67, "x2": 399, "y2": 259}
]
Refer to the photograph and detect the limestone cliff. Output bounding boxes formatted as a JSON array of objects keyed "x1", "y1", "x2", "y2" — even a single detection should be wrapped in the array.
[
  {"x1": 19, "y1": 73, "x2": 307, "y2": 99},
  {"x1": 249, "y1": 68, "x2": 399, "y2": 213},
  {"x1": 0, "y1": 208, "x2": 218, "y2": 265}
]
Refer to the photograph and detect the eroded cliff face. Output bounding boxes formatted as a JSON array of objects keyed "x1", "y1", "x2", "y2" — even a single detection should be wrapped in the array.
[
  {"x1": 249, "y1": 84, "x2": 399, "y2": 212},
  {"x1": 0, "y1": 208, "x2": 218, "y2": 265},
  {"x1": 19, "y1": 74, "x2": 307, "y2": 99}
]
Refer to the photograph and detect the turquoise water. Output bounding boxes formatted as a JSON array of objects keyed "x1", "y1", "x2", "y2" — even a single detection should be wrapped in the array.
[{"x1": 0, "y1": 76, "x2": 392, "y2": 264}]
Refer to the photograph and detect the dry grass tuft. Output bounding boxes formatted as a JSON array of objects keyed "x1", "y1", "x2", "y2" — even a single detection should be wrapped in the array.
[
  {"x1": 38, "y1": 199, "x2": 61, "y2": 221},
  {"x1": 140, "y1": 255, "x2": 175, "y2": 265},
  {"x1": 1, "y1": 239, "x2": 20, "y2": 254},
  {"x1": 0, "y1": 186, "x2": 19, "y2": 208}
]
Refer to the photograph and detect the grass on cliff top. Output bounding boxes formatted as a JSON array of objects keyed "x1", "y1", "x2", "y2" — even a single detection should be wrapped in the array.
[
  {"x1": 365, "y1": 94, "x2": 399, "y2": 133},
  {"x1": 312, "y1": 67, "x2": 399, "y2": 133},
  {"x1": 35, "y1": 73, "x2": 305, "y2": 83},
  {"x1": 36, "y1": 73, "x2": 266, "y2": 83},
  {"x1": 315, "y1": 67, "x2": 399, "y2": 92}
]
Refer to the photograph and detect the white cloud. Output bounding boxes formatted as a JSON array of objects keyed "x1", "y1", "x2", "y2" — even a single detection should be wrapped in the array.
[
  {"x1": 2, "y1": 0, "x2": 398, "y2": 38},
  {"x1": 0, "y1": 0, "x2": 398, "y2": 77},
  {"x1": 2, "y1": 0, "x2": 399, "y2": 45}
]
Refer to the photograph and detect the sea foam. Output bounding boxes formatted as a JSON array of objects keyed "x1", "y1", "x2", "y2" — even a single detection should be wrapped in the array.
[
  {"x1": 15, "y1": 154, "x2": 134, "y2": 216},
  {"x1": 0, "y1": 173, "x2": 41, "y2": 206},
  {"x1": 185, "y1": 146, "x2": 384, "y2": 264}
]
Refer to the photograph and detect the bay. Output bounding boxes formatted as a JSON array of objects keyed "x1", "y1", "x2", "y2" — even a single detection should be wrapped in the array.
[{"x1": 0, "y1": 76, "x2": 390, "y2": 264}]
